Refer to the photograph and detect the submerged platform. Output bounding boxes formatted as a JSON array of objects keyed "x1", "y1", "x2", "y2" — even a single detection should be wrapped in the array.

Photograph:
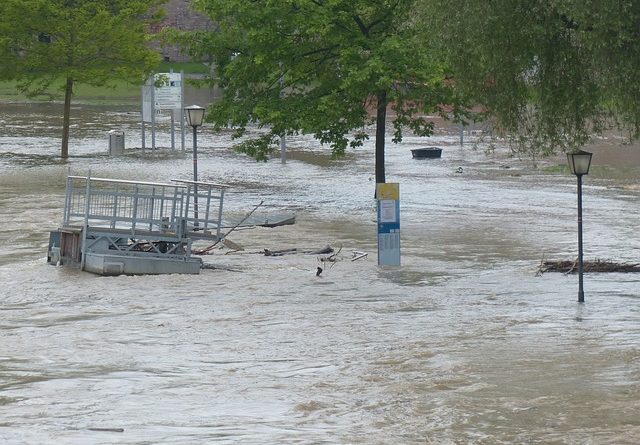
[
  {"x1": 83, "y1": 251, "x2": 202, "y2": 275},
  {"x1": 47, "y1": 175, "x2": 226, "y2": 275}
]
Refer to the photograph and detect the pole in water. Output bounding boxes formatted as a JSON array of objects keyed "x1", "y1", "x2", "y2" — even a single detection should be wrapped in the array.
[
  {"x1": 577, "y1": 174, "x2": 585, "y2": 303},
  {"x1": 192, "y1": 126, "x2": 199, "y2": 226},
  {"x1": 280, "y1": 134, "x2": 286, "y2": 164}
]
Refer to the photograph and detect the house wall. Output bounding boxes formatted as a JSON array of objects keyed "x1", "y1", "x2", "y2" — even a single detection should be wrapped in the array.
[{"x1": 151, "y1": 0, "x2": 213, "y2": 62}]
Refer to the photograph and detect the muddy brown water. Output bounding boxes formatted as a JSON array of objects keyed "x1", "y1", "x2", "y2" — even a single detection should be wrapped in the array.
[{"x1": 1, "y1": 102, "x2": 639, "y2": 444}]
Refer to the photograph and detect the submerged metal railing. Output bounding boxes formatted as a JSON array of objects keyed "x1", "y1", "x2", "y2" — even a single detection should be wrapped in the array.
[
  {"x1": 173, "y1": 179, "x2": 228, "y2": 240},
  {"x1": 62, "y1": 175, "x2": 227, "y2": 240}
]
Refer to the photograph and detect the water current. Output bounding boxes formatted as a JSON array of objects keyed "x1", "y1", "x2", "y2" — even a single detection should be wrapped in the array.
[{"x1": 1, "y1": 102, "x2": 639, "y2": 444}]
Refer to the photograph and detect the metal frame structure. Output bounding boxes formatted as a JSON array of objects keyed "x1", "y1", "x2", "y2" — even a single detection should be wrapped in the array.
[{"x1": 49, "y1": 174, "x2": 229, "y2": 275}]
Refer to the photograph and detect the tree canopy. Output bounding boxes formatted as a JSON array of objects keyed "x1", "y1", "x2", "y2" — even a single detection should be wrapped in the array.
[
  {"x1": 181, "y1": 0, "x2": 456, "y2": 182},
  {"x1": 427, "y1": 0, "x2": 640, "y2": 157},
  {"x1": 0, "y1": 0, "x2": 164, "y2": 158}
]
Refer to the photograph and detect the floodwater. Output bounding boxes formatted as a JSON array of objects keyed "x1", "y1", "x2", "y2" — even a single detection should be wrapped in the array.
[{"x1": 0, "y1": 102, "x2": 639, "y2": 444}]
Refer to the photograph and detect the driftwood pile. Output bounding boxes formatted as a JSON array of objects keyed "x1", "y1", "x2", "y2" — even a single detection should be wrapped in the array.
[{"x1": 537, "y1": 258, "x2": 640, "y2": 275}]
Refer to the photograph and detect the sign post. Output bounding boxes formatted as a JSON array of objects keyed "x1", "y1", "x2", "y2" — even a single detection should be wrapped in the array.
[
  {"x1": 141, "y1": 72, "x2": 184, "y2": 150},
  {"x1": 376, "y1": 183, "x2": 400, "y2": 266},
  {"x1": 141, "y1": 77, "x2": 154, "y2": 149}
]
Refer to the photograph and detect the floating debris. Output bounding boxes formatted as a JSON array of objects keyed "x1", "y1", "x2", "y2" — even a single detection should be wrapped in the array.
[
  {"x1": 264, "y1": 245, "x2": 334, "y2": 256},
  {"x1": 537, "y1": 258, "x2": 640, "y2": 275},
  {"x1": 88, "y1": 427, "x2": 124, "y2": 433}
]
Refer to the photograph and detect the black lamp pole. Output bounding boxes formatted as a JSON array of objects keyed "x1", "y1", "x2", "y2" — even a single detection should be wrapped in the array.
[
  {"x1": 191, "y1": 125, "x2": 199, "y2": 182},
  {"x1": 184, "y1": 105, "x2": 205, "y2": 229},
  {"x1": 576, "y1": 172, "x2": 585, "y2": 303},
  {"x1": 567, "y1": 150, "x2": 593, "y2": 303},
  {"x1": 191, "y1": 124, "x2": 199, "y2": 225}
]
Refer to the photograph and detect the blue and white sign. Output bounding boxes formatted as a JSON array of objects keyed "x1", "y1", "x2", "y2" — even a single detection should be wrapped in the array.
[{"x1": 377, "y1": 183, "x2": 400, "y2": 266}]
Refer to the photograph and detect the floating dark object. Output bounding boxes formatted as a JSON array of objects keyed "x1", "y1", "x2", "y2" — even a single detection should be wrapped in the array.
[{"x1": 411, "y1": 147, "x2": 443, "y2": 158}]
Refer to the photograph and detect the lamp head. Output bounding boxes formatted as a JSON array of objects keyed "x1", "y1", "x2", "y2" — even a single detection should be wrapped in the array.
[
  {"x1": 567, "y1": 150, "x2": 593, "y2": 176},
  {"x1": 184, "y1": 105, "x2": 205, "y2": 128}
]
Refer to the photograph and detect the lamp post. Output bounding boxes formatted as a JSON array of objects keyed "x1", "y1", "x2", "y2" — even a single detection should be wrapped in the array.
[
  {"x1": 184, "y1": 105, "x2": 205, "y2": 227},
  {"x1": 567, "y1": 150, "x2": 593, "y2": 303}
]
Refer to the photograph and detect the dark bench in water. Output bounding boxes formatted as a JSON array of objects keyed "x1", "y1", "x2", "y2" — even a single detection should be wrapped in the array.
[{"x1": 411, "y1": 147, "x2": 442, "y2": 158}]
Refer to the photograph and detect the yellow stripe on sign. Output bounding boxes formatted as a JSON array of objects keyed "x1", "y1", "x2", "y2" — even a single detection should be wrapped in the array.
[{"x1": 376, "y1": 183, "x2": 399, "y2": 200}]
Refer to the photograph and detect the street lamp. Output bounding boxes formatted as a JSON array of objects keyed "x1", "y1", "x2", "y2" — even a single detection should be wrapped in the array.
[
  {"x1": 184, "y1": 105, "x2": 205, "y2": 227},
  {"x1": 567, "y1": 149, "x2": 593, "y2": 303}
]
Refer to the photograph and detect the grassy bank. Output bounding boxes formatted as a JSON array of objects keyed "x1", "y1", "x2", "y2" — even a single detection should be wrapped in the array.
[
  {"x1": 0, "y1": 62, "x2": 210, "y2": 105},
  {"x1": 0, "y1": 79, "x2": 142, "y2": 105}
]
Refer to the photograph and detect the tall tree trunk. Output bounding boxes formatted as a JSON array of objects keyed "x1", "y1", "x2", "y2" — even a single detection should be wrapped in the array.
[
  {"x1": 61, "y1": 76, "x2": 73, "y2": 159},
  {"x1": 375, "y1": 90, "x2": 387, "y2": 185}
]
